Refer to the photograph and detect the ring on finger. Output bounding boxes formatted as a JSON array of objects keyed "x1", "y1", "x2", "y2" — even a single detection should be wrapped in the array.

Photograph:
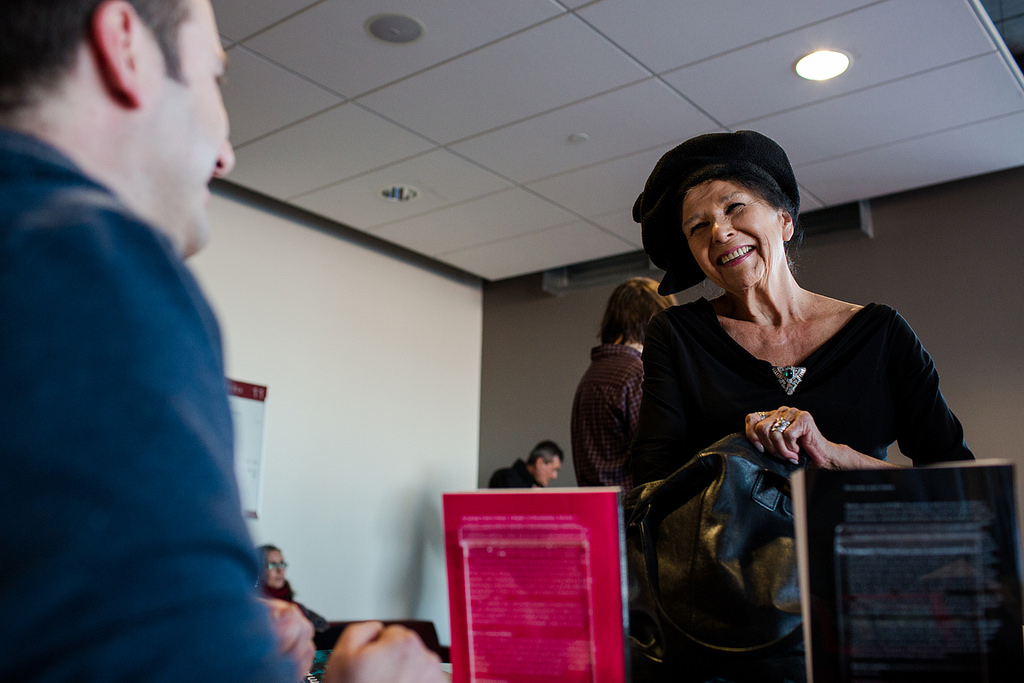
[
  {"x1": 770, "y1": 418, "x2": 791, "y2": 433},
  {"x1": 756, "y1": 411, "x2": 768, "y2": 421}
]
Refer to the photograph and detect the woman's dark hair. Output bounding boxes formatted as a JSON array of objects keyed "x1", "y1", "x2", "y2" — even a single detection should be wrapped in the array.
[
  {"x1": 599, "y1": 277, "x2": 676, "y2": 345},
  {"x1": 0, "y1": 0, "x2": 189, "y2": 113}
]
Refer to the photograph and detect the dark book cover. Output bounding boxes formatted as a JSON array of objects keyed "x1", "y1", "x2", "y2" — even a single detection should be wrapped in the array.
[{"x1": 793, "y1": 461, "x2": 1024, "y2": 682}]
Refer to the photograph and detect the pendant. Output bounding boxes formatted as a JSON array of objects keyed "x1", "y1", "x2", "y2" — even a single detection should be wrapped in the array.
[{"x1": 773, "y1": 365, "x2": 806, "y2": 395}]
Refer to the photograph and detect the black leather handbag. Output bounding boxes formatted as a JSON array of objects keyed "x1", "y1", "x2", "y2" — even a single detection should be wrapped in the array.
[{"x1": 623, "y1": 433, "x2": 805, "y2": 683}]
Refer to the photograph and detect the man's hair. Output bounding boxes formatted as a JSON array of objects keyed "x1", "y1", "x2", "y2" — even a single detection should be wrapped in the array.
[
  {"x1": 599, "y1": 277, "x2": 676, "y2": 345},
  {"x1": 0, "y1": 0, "x2": 189, "y2": 113},
  {"x1": 527, "y1": 440, "x2": 563, "y2": 466}
]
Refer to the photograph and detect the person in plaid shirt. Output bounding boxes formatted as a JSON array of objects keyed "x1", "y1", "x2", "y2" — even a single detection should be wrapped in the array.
[{"x1": 571, "y1": 278, "x2": 675, "y2": 489}]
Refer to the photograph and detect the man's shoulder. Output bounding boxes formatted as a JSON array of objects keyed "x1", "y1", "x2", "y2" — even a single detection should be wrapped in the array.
[
  {"x1": 489, "y1": 460, "x2": 536, "y2": 488},
  {"x1": 579, "y1": 344, "x2": 643, "y2": 387},
  {"x1": 0, "y1": 128, "x2": 104, "y2": 201},
  {"x1": 0, "y1": 128, "x2": 167, "y2": 255},
  {"x1": 1, "y1": 129, "x2": 221, "y2": 395}
]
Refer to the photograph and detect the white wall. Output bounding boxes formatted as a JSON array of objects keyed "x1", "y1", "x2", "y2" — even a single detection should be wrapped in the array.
[{"x1": 189, "y1": 185, "x2": 483, "y2": 645}]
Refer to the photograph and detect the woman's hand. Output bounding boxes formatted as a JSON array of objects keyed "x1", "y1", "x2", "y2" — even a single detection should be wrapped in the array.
[{"x1": 745, "y1": 408, "x2": 898, "y2": 469}]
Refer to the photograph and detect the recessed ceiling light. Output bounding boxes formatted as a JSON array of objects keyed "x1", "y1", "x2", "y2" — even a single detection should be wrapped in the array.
[
  {"x1": 365, "y1": 14, "x2": 424, "y2": 44},
  {"x1": 380, "y1": 185, "x2": 419, "y2": 203},
  {"x1": 794, "y1": 50, "x2": 851, "y2": 81}
]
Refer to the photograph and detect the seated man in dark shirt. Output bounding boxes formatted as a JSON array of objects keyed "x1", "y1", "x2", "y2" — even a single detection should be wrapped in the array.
[{"x1": 489, "y1": 440, "x2": 564, "y2": 488}]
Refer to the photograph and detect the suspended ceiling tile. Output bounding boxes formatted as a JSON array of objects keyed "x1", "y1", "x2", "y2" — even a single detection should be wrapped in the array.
[
  {"x1": 222, "y1": 45, "x2": 343, "y2": 146},
  {"x1": 525, "y1": 145, "x2": 676, "y2": 218},
  {"x1": 795, "y1": 111, "x2": 1024, "y2": 205},
  {"x1": 450, "y1": 79, "x2": 718, "y2": 183},
  {"x1": 797, "y1": 190, "x2": 826, "y2": 214},
  {"x1": 211, "y1": 0, "x2": 318, "y2": 42},
  {"x1": 586, "y1": 207, "x2": 644, "y2": 248},
  {"x1": 242, "y1": 0, "x2": 565, "y2": 98},
  {"x1": 437, "y1": 220, "x2": 636, "y2": 281},
  {"x1": 576, "y1": 0, "x2": 878, "y2": 75},
  {"x1": 291, "y1": 149, "x2": 513, "y2": 230},
  {"x1": 230, "y1": 104, "x2": 435, "y2": 200},
  {"x1": 663, "y1": 0, "x2": 998, "y2": 127},
  {"x1": 370, "y1": 188, "x2": 580, "y2": 255},
  {"x1": 357, "y1": 14, "x2": 650, "y2": 144},
  {"x1": 747, "y1": 53, "x2": 1024, "y2": 167}
]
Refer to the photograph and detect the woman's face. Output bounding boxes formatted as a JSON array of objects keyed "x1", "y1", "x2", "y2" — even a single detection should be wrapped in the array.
[
  {"x1": 680, "y1": 179, "x2": 794, "y2": 293},
  {"x1": 264, "y1": 549, "x2": 287, "y2": 590}
]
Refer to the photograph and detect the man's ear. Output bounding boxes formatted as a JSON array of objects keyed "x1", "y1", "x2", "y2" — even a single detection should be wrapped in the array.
[{"x1": 89, "y1": 0, "x2": 151, "y2": 108}]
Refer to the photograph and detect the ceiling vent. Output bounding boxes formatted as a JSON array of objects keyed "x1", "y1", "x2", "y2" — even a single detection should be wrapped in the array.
[
  {"x1": 380, "y1": 185, "x2": 419, "y2": 203},
  {"x1": 542, "y1": 251, "x2": 664, "y2": 296},
  {"x1": 800, "y1": 199, "x2": 873, "y2": 242}
]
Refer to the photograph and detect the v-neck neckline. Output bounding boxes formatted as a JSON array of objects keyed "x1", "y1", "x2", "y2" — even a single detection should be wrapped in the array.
[{"x1": 696, "y1": 297, "x2": 876, "y2": 372}]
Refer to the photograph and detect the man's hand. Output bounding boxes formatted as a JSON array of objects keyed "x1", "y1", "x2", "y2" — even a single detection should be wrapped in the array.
[
  {"x1": 260, "y1": 598, "x2": 315, "y2": 680},
  {"x1": 325, "y1": 621, "x2": 446, "y2": 683}
]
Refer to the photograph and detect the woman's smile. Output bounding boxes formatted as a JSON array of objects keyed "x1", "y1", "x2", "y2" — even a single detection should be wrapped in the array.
[{"x1": 719, "y1": 245, "x2": 754, "y2": 265}]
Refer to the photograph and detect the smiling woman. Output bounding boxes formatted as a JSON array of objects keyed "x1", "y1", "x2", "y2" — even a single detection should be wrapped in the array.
[
  {"x1": 630, "y1": 130, "x2": 973, "y2": 480},
  {"x1": 627, "y1": 130, "x2": 976, "y2": 682}
]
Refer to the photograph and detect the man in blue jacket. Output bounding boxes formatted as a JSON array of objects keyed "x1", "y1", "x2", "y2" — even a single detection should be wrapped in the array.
[{"x1": 0, "y1": 1, "x2": 444, "y2": 681}]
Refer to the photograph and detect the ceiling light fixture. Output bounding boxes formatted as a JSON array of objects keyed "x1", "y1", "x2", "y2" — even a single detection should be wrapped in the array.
[
  {"x1": 794, "y1": 49, "x2": 851, "y2": 81},
  {"x1": 366, "y1": 14, "x2": 424, "y2": 44}
]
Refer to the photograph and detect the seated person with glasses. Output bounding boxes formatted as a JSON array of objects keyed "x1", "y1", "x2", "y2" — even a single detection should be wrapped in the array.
[{"x1": 258, "y1": 544, "x2": 329, "y2": 633}]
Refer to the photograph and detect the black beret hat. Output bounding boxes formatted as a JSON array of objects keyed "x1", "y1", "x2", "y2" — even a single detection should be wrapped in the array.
[{"x1": 633, "y1": 130, "x2": 800, "y2": 295}]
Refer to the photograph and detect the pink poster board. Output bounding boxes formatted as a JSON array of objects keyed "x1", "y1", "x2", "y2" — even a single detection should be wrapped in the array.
[{"x1": 443, "y1": 488, "x2": 627, "y2": 682}]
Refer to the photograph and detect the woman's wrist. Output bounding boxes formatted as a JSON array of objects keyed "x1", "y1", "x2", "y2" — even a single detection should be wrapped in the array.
[{"x1": 827, "y1": 443, "x2": 900, "y2": 470}]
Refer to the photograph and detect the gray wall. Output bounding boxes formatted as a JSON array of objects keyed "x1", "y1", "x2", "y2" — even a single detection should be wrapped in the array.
[{"x1": 479, "y1": 166, "x2": 1024, "y2": 530}]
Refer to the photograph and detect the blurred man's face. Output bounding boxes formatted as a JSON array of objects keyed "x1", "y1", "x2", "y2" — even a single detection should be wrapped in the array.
[
  {"x1": 530, "y1": 457, "x2": 562, "y2": 487},
  {"x1": 146, "y1": 0, "x2": 235, "y2": 257}
]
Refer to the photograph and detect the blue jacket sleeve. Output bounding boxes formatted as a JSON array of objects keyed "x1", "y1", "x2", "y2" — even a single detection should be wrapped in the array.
[{"x1": 0, "y1": 190, "x2": 294, "y2": 681}]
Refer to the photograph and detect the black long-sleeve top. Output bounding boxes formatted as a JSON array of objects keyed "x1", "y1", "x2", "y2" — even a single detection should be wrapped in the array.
[{"x1": 630, "y1": 298, "x2": 973, "y2": 485}]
